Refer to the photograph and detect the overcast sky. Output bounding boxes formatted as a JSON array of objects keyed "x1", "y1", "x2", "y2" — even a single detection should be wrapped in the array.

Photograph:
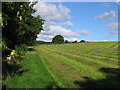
[{"x1": 32, "y1": 2, "x2": 118, "y2": 42}]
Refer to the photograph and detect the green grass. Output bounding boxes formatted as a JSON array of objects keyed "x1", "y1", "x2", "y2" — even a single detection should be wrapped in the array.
[
  {"x1": 3, "y1": 41, "x2": 119, "y2": 88},
  {"x1": 3, "y1": 51, "x2": 55, "y2": 88}
]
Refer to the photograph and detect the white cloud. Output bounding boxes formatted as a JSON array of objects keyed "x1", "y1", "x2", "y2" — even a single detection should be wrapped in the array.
[
  {"x1": 37, "y1": 25, "x2": 79, "y2": 41},
  {"x1": 86, "y1": 40, "x2": 92, "y2": 42},
  {"x1": 33, "y1": 2, "x2": 90, "y2": 41},
  {"x1": 37, "y1": 34, "x2": 54, "y2": 41},
  {"x1": 103, "y1": 40, "x2": 108, "y2": 42},
  {"x1": 95, "y1": 11, "x2": 116, "y2": 20},
  {"x1": 32, "y1": 2, "x2": 73, "y2": 40},
  {"x1": 77, "y1": 30, "x2": 90, "y2": 35},
  {"x1": 42, "y1": 25, "x2": 79, "y2": 37},
  {"x1": 37, "y1": 26, "x2": 90, "y2": 41},
  {"x1": 64, "y1": 37, "x2": 79, "y2": 41},
  {"x1": 62, "y1": 21, "x2": 73, "y2": 27},
  {"x1": 32, "y1": 2, "x2": 71, "y2": 22},
  {"x1": 116, "y1": 0, "x2": 120, "y2": 2}
]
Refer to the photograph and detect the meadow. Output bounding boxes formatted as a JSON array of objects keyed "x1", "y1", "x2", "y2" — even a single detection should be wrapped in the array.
[{"x1": 3, "y1": 42, "x2": 120, "y2": 88}]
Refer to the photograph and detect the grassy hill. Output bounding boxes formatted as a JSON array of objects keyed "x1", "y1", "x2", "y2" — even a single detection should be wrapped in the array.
[{"x1": 3, "y1": 42, "x2": 120, "y2": 88}]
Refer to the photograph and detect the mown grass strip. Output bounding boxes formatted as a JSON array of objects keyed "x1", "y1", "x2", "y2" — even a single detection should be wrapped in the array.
[
  {"x1": 39, "y1": 47, "x2": 106, "y2": 80},
  {"x1": 104, "y1": 43, "x2": 117, "y2": 48},
  {"x1": 44, "y1": 45, "x2": 118, "y2": 63},
  {"x1": 36, "y1": 46, "x2": 84, "y2": 88},
  {"x1": 43, "y1": 46, "x2": 118, "y2": 68},
  {"x1": 46, "y1": 44, "x2": 118, "y2": 60}
]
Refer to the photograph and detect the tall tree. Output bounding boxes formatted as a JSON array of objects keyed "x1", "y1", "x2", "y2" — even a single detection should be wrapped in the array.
[{"x1": 2, "y1": 2, "x2": 44, "y2": 49}]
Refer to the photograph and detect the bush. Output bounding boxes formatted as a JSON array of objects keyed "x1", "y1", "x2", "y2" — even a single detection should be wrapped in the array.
[
  {"x1": 36, "y1": 41, "x2": 45, "y2": 44},
  {"x1": 65, "y1": 40, "x2": 68, "y2": 43},
  {"x1": 80, "y1": 40, "x2": 86, "y2": 42},
  {"x1": 7, "y1": 44, "x2": 27, "y2": 59},
  {"x1": 2, "y1": 40, "x2": 11, "y2": 59},
  {"x1": 15, "y1": 44, "x2": 27, "y2": 57},
  {"x1": 2, "y1": 40, "x2": 9, "y2": 52},
  {"x1": 73, "y1": 41, "x2": 77, "y2": 43},
  {"x1": 52, "y1": 35, "x2": 64, "y2": 44}
]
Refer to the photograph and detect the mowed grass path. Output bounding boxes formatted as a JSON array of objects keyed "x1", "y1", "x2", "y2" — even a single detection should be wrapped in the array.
[{"x1": 3, "y1": 42, "x2": 119, "y2": 88}]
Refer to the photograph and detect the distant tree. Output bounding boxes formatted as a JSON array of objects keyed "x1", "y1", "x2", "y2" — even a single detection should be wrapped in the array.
[
  {"x1": 74, "y1": 40, "x2": 77, "y2": 43},
  {"x1": 80, "y1": 40, "x2": 86, "y2": 42},
  {"x1": 52, "y1": 35, "x2": 64, "y2": 44},
  {"x1": 65, "y1": 40, "x2": 68, "y2": 43}
]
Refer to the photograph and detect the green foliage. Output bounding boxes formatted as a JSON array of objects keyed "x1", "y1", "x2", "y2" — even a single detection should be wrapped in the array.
[
  {"x1": 36, "y1": 41, "x2": 52, "y2": 44},
  {"x1": 6, "y1": 50, "x2": 17, "y2": 61},
  {"x1": 36, "y1": 41, "x2": 45, "y2": 44},
  {"x1": 14, "y1": 44, "x2": 27, "y2": 59},
  {"x1": 2, "y1": 39, "x2": 11, "y2": 56},
  {"x1": 2, "y1": 2, "x2": 44, "y2": 49},
  {"x1": 6, "y1": 44, "x2": 27, "y2": 62},
  {"x1": 73, "y1": 40, "x2": 77, "y2": 43},
  {"x1": 80, "y1": 40, "x2": 86, "y2": 42},
  {"x1": 2, "y1": 40, "x2": 8, "y2": 51},
  {"x1": 52, "y1": 35, "x2": 64, "y2": 44},
  {"x1": 65, "y1": 40, "x2": 68, "y2": 43}
]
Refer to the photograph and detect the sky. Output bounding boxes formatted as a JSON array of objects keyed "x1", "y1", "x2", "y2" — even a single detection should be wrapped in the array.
[{"x1": 32, "y1": 2, "x2": 119, "y2": 42}]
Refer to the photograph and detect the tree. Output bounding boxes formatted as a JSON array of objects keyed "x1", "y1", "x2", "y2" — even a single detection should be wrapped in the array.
[
  {"x1": 52, "y1": 35, "x2": 64, "y2": 44},
  {"x1": 2, "y1": 2, "x2": 44, "y2": 49},
  {"x1": 65, "y1": 40, "x2": 68, "y2": 43},
  {"x1": 73, "y1": 40, "x2": 77, "y2": 43},
  {"x1": 80, "y1": 40, "x2": 86, "y2": 42}
]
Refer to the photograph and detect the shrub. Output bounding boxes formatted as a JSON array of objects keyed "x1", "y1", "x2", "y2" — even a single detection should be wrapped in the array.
[
  {"x1": 15, "y1": 44, "x2": 27, "y2": 56},
  {"x1": 80, "y1": 40, "x2": 86, "y2": 42},
  {"x1": 73, "y1": 41, "x2": 77, "y2": 43},
  {"x1": 2, "y1": 40, "x2": 9, "y2": 52},
  {"x1": 36, "y1": 41, "x2": 45, "y2": 44},
  {"x1": 6, "y1": 44, "x2": 28, "y2": 64},
  {"x1": 65, "y1": 40, "x2": 68, "y2": 43}
]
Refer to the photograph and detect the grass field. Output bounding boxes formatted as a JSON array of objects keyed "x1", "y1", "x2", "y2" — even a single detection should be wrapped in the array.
[{"x1": 3, "y1": 42, "x2": 120, "y2": 88}]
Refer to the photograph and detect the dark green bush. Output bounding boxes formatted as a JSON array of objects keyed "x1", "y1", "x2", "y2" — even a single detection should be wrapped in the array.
[
  {"x1": 65, "y1": 40, "x2": 68, "y2": 43},
  {"x1": 73, "y1": 41, "x2": 77, "y2": 43},
  {"x1": 52, "y1": 35, "x2": 64, "y2": 44},
  {"x1": 80, "y1": 40, "x2": 86, "y2": 42},
  {"x1": 14, "y1": 44, "x2": 27, "y2": 59},
  {"x1": 36, "y1": 41, "x2": 45, "y2": 44}
]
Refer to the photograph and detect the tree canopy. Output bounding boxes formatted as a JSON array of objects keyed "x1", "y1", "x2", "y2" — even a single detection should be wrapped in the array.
[
  {"x1": 2, "y1": 2, "x2": 44, "y2": 49},
  {"x1": 80, "y1": 40, "x2": 86, "y2": 42},
  {"x1": 52, "y1": 35, "x2": 64, "y2": 44}
]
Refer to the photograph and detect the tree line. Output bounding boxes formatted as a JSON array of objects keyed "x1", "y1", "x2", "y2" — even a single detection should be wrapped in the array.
[{"x1": 37, "y1": 35, "x2": 86, "y2": 44}]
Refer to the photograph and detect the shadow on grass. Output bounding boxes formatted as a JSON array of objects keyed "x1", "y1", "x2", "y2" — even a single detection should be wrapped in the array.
[
  {"x1": 2, "y1": 61, "x2": 29, "y2": 89},
  {"x1": 27, "y1": 48, "x2": 36, "y2": 52},
  {"x1": 2, "y1": 61, "x2": 21, "y2": 79},
  {"x1": 46, "y1": 83, "x2": 62, "y2": 90},
  {"x1": 74, "y1": 67, "x2": 120, "y2": 89},
  {"x1": 3, "y1": 61, "x2": 29, "y2": 78},
  {"x1": 99, "y1": 67, "x2": 120, "y2": 74}
]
